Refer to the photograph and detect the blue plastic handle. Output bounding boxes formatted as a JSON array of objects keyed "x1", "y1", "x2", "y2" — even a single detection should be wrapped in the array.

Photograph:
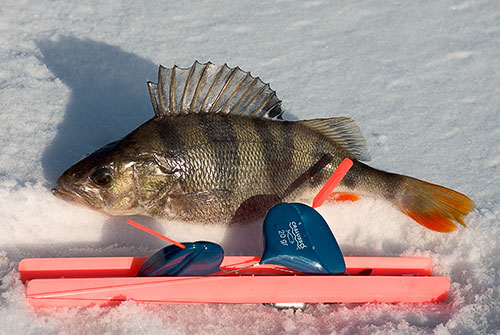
[
  {"x1": 260, "y1": 203, "x2": 346, "y2": 275},
  {"x1": 138, "y1": 241, "x2": 224, "y2": 277}
]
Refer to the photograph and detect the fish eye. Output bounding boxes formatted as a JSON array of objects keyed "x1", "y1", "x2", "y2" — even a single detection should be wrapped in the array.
[{"x1": 91, "y1": 167, "x2": 114, "y2": 187}]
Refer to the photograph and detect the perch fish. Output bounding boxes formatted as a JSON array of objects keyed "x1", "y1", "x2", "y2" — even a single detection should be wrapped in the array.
[{"x1": 53, "y1": 61, "x2": 475, "y2": 232}]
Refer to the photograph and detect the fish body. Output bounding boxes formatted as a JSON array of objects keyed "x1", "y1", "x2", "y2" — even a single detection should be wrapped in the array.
[{"x1": 54, "y1": 62, "x2": 475, "y2": 232}]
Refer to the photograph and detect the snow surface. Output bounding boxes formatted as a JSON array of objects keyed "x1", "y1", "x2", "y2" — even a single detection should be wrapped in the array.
[{"x1": 1, "y1": 0, "x2": 499, "y2": 334}]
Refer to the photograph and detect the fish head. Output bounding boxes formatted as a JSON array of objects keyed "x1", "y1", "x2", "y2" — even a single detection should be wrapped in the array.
[
  {"x1": 53, "y1": 140, "x2": 138, "y2": 215},
  {"x1": 53, "y1": 139, "x2": 179, "y2": 216}
]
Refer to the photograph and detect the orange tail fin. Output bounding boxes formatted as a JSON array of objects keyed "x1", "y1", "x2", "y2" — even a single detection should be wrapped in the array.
[{"x1": 399, "y1": 177, "x2": 475, "y2": 232}]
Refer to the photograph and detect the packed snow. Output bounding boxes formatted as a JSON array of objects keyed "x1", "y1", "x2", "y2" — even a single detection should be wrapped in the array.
[{"x1": 1, "y1": 0, "x2": 499, "y2": 334}]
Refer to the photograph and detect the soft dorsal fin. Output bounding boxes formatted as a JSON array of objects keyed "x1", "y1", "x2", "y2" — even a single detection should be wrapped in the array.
[
  {"x1": 300, "y1": 117, "x2": 371, "y2": 161},
  {"x1": 147, "y1": 61, "x2": 283, "y2": 119}
]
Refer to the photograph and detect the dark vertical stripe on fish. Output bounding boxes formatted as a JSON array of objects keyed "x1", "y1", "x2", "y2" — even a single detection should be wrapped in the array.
[
  {"x1": 381, "y1": 172, "x2": 403, "y2": 200},
  {"x1": 157, "y1": 119, "x2": 185, "y2": 154},
  {"x1": 371, "y1": 167, "x2": 403, "y2": 201},
  {"x1": 341, "y1": 162, "x2": 358, "y2": 189},
  {"x1": 253, "y1": 118, "x2": 280, "y2": 194},
  {"x1": 279, "y1": 121, "x2": 295, "y2": 196},
  {"x1": 198, "y1": 115, "x2": 240, "y2": 192},
  {"x1": 315, "y1": 131, "x2": 324, "y2": 155},
  {"x1": 309, "y1": 130, "x2": 328, "y2": 186}
]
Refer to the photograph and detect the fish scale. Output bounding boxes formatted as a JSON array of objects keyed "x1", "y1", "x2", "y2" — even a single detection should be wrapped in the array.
[
  {"x1": 53, "y1": 61, "x2": 475, "y2": 232},
  {"x1": 146, "y1": 114, "x2": 345, "y2": 223}
]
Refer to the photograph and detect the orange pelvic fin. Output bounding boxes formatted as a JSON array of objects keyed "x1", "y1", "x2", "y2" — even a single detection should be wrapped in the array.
[
  {"x1": 400, "y1": 178, "x2": 475, "y2": 233},
  {"x1": 328, "y1": 192, "x2": 361, "y2": 202}
]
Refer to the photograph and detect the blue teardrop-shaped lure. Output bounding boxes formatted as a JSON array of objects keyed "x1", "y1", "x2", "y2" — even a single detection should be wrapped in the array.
[
  {"x1": 137, "y1": 241, "x2": 224, "y2": 277},
  {"x1": 260, "y1": 203, "x2": 346, "y2": 274}
]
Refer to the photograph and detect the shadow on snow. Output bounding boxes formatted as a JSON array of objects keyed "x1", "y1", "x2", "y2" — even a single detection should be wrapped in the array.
[{"x1": 37, "y1": 36, "x2": 157, "y2": 184}]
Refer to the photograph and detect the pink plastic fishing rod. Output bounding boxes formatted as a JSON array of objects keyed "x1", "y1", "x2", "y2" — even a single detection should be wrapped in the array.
[
  {"x1": 312, "y1": 158, "x2": 353, "y2": 208},
  {"x1": 126, "y1": 219, "x2": 186, "y2": 249}
]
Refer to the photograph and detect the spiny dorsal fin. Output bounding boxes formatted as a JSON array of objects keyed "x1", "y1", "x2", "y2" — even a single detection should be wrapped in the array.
[
  {"x1": 300, "y1": 117, "x2": 371, "y2": 161},
  {"x1": 147, "y1": 61, "x2": 283, "y2": 119}
]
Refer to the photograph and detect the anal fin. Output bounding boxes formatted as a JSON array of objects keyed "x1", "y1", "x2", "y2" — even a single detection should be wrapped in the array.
[{"x1": 328, "y1": 192, "x2": 361, "y2": 202}]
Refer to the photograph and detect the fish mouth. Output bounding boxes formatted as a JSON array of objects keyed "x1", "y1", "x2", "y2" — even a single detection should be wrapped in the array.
[
  {"x1": 52, "y1": 185, "x2": 87, "y2": 204},
  {"x1": 52, "y1": 183, "x2": 106, "y2": 212}
]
